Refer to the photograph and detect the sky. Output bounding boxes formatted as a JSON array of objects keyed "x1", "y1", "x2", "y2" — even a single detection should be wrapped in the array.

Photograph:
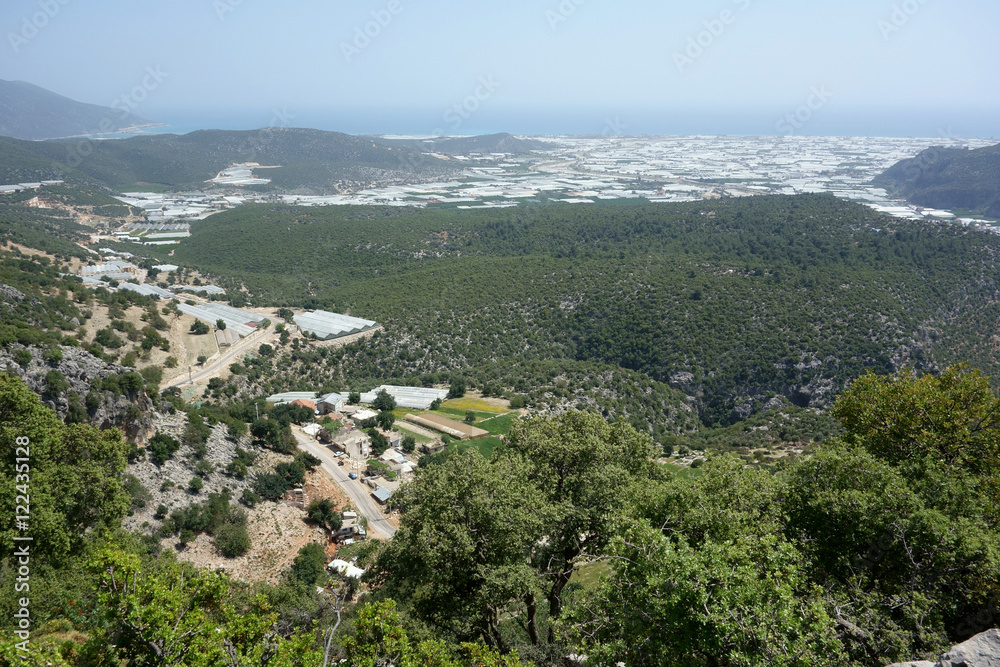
[{"x1": 2, "y1": 0, "x2": 999, "y2": 137}]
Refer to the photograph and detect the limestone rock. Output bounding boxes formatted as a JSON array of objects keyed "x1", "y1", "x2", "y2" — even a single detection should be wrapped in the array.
[
  {"x1": 938, "y1": 629, "x2": 1000, "y2": 667},
  {"x1": 889, "y1": 629, "x2": 1000, "y2": 667}
]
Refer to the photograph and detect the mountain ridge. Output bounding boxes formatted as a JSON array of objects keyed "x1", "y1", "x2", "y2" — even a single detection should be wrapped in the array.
[{"x1": 0, "y1": 78, "x2": 157, "y2": 141}]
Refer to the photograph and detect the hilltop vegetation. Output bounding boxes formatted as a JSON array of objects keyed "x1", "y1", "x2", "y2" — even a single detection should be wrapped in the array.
[
  {"x1": 163, "y1": 194, "x2": 1000, "y2": 429},
  {"x1": 0, "y1": 128, "x2": 459, "y2": 193},
  {"x1": 875, "y1": 143, "x2": 1000, "y2": 218}
]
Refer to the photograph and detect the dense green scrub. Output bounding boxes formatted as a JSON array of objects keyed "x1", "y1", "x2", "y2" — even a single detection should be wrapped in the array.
[{"x1": 167, "y1": 194, "x2": 1000, "y2": 429}]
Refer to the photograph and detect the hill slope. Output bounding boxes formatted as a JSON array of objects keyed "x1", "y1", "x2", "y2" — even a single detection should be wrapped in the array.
[
  {"x1": 874, "y1": 143, "x2": 1000, "y2": 217},
  {"x1": 0, "y1": 79, "x2": 155, "y2": 140},
  {"x1": 0, "y1": 128, "x2": 459, "y2": 192},
  {"x1": 156, "y1": 194, "x2": 1000, "y2": 430}
]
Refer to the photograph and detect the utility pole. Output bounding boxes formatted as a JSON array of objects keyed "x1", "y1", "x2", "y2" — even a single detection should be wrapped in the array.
[{"x1": 188, "y1": 365, "x2": 192, "y2": 384}]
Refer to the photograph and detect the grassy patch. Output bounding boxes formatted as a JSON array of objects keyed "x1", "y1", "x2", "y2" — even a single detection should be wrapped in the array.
[
  {"x1": 432, "y1": 407, "x2": 498, "y2": 422},
  {"x1": 661, "y1": 462, "x2": 704, "y2": 480},
  {"x1": 448, "y1": 436, "x2": 505, "y2": 459},
  {"x1": 569, "y1": 561, "x2": 611, "y2": 592},
  {"x1": 442, "y1": 397, "x2": 510, "y2": 414},
  {"x1": 393, "y1": 423, "x2": 434, "y2": 444},
  {"x1": 478, "y1": 413, "x2": 520, "y2": 436}
]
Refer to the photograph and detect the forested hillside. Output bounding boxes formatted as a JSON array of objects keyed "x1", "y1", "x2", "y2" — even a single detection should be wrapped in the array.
[
  {"x1": 0, "y1": 129, "x2": 458, "y2": 193},
  {"x1": 875, "y1": 143, "x2": 1000, "y2": 218},
  {"x1": 163, "y1": 194, "x2": 1000, "y2": 428}
]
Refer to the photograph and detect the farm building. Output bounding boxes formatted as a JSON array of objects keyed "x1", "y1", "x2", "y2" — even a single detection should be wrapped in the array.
[
  {"x1": 116, "y1": 283, "x2": 175, "y2": 299},
  {"x1": 80, "y1": 260, "x2": 141, "y2": 281},
  {"x1": 177, "y1": 302, "x2": 266, "y2": 338},
  {"x1": 172, "y1": 284, "x2": 226, "y2": 295},
  {"x1": 404, "y1": 413, "x2": 490, "y2": 441},
  {"x1": 330, "y1": 385, "x2": 449, "y2": 410},
  {"x1": 267, "y1": 391, "x2": 321, "y2": 405},
  {"x1": 364, "y1": 385, "x2": 448, "y2": 410},
  {"x1": 294, "y1": 310, "x2": 378, "y2": 340},
  {"x1": 371, "y1": 486, "x2": 394, "y2": 504}
]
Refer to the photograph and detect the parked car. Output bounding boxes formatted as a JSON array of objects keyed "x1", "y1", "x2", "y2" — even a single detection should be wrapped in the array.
[{"x1": 348, "y1": 472, "x2": 358, "y2": 480}]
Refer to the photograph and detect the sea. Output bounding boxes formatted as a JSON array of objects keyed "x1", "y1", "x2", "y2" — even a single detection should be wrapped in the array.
[{"x1": 85, "y1": 109, "x2": 999, "y2": 141}]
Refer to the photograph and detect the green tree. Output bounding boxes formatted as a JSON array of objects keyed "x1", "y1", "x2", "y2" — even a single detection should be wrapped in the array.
[
  {"x1": 374, "y1": 451, "x2": 545, "y2": 651},
  {"x1": 0, "y1": 375, "x2": 130, "y2": 564},
  {"x1": 448, "y1": 377, "x2": 466, "y2": 399},
  {"x1": 373, "y1": 389, "x2": 397, "y2": 412},
  {"x1": 189, "y1": 320, "x2": 210, "y2": 335},
  {"x1": 85, "y1": 548, "x2": 323, "y2": 665},
  {"x1": 216, "y1": 318, "x2": 227, "y2": 331},
  {"x1": 377, "y1": 410, "x2": 396, "y2": 430},
  {"x1": 569, "y1": 457, "x2": 845, "y2": 666},
  {"x1": 401, "y1": 435, "x2": 417, "y2": 454},
  {"x1": 307, "y1": 498, "x2": 343, "y2": 533},
  {"x1": 503, "y1": 412, "x2": 659, "y2": 640},
  {"x1": 348, "y1": 391, "x2": 361, "y2": 405},
  {"x1": 343, "y1": 600, "x2": 532, "y2": 667},
  {"x1": 368, "y1": 429, "x2": 389, "y2": 457},
  {"x1": 833, "y1": 365, "x2": 1000, "y2": 475}
]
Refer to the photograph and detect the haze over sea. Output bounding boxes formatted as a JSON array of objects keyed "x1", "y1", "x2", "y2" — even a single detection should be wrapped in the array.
[{"x1": 127, "y1": 109, "x2": 997, "y2": 140}]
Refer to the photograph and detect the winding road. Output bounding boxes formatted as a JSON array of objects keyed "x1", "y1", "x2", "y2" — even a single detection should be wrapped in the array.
[{"x1": 292, "y1": 427, "x2": 397, "y2": 540}]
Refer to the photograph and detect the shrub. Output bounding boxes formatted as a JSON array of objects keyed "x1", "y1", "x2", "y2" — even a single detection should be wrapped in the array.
[
  {"x1": 188, "y1": 477, "x2": 204, "y2": 494},
  {"x1": 241, "y1": 489, "x2": 262, "y2": 507},
  {"x1": 253, "y1": 472, "x2": 290, "y2": 501},
  {"x1": 290, "y1": 543, "x2": 327, "y2": 585},
  {"x1": 123, "y1": 474, "x2": 152, "y2": 510},
  {"x1": 215, "y1": 522, "x2": 252, "y2": 558},
  {"x1": 14, "y1": 348, "x2": 33, "y2": 367},
  {"x1": 148, "y1": 433, "x2": 181, "y2": 465}
]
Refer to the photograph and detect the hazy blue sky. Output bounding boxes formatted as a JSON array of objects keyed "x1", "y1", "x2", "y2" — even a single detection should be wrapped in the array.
[{"x1": 2, "y1": 0, "x2": 998, "y2": 136}]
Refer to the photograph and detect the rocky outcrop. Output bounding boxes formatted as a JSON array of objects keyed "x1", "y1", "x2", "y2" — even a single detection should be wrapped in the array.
[
  {"x1": 889, "y1": 629, "x2": 1000, "y2": 667},
  {"x1": 0, "y1": 344, "x2": 156, "y2": 442}
]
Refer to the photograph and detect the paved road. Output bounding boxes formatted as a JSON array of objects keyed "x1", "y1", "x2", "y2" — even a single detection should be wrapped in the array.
[
  {"x1": 292, "y1": 428, "x2": 397, "y2": 540},
  {"x1": 165, "y1": 328, "x2": 275, "y2": 389}
]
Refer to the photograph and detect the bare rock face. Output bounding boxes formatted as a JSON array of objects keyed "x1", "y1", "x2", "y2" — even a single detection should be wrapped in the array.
[
  {"x1": 1, "y1": 344, "x2": 156, "y2": 443},
  {"x1": 888, "y1": 629, "x2": 1000, "y2": 667}
]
